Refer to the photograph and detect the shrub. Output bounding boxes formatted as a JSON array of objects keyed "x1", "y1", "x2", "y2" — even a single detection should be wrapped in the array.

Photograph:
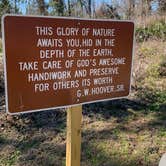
[{"x1": 136, "y1": 20, "x2": 166, "y2": 42}]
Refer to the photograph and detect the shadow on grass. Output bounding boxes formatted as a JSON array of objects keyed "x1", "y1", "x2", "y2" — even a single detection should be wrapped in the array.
[
  {"x1": 5, "y1": 109, "x2": 67, "y2": 135},
  {"x1": 0, "y1": 133, "x2": 66, "y2": 166},
  {"x1": 83, "y1": 87, "x2": 166, "y2": 128}
]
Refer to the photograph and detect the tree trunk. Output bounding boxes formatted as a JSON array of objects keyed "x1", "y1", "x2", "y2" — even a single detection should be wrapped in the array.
[
  {"x1": 158, "y1": 0, "x2": 166, "y2": 13},
  {"x1": 88, "y1": 0, "x2": 92, "y2": 18},
  {"x1": 68, "y1": 0, "x2": 71, "y2": 16},
  {"x1": 36, "y1": 0, "x2": 47, "y2": 15},
  {"x1": 53, "y1": 0, "x2": 64, "y2": 16},
  {"x1": 14, "y1": 0, "x2": 17, "y2": 13},
  {"x1": 128, "y1": 0, "x2": 135, "y2": 19}
]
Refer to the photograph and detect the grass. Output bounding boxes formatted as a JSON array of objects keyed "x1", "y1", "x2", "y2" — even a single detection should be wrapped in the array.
[
  {"x1": 81, "y1": 108, "x2": 166, "y2": 166},
  {"x1": 133, "y1": 40, "x2": 166, "y2": 114},
  {"x1": 0, "y1": 97, "x2": 165, "y2": 166},
  {"x1": 0, "y1": 150, "x2": 21, "y2": 166}
]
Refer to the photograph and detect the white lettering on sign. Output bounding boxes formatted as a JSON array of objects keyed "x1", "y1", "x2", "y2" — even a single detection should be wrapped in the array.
[
  {"x1": 89, "y1": 67, "x2": 119, "y2": 76},
  {"x1": 19, "y1": 62, "x2": 38, "y2": 71},
  {"x1": 93, "y1": 77, "x2": 113, "y2": 85},
  {"x1": 17, "y1": 23, "x2": 129, "y2": 99},
  {"x1": 91, "y1": 86, "x2": 114, "y2": 95},
  {"x1": 56, "y1": 27, "x2": 79, "y2": 36},
  {"x1": 104, "y1": 39, "x2": 115, "y2": 46},
  {"x1": 35, "y1": 83, "x2": 49, "y2": 92},
  {"x1": 52, "y1": 80, "x2": 79, "y2": 90},
  {"x1": 35, "y1": 26, "x2": 53, "y2": 36},
  {"x1": 93, "y1": 49, "x2": 113, "y2": 56},
  {"x1": 40, "y1": 49, "x2": 64, "y2": 58},
  {"x1": 42, "y1": 61, "x2": 62, "y2": 69},
  {"x1": 37, "y1": 39, "x2": 63, "y2": 47},
  {"x1": 28, "y1": 71, "x2": 71, "y2": 82},
  {"x1": 92, "y1": 28, "x2": 115, "y2": 36}
]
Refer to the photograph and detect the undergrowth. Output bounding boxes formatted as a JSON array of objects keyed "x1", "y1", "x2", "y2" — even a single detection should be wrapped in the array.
[{"x1": 136, "y1": 19, "x2": 166, "y2": 42}]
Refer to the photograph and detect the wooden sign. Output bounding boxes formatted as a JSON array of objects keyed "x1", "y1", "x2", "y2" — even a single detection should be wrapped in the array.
[{"x1": 2, "y1": 15, "x2": 134, "y2": 114}]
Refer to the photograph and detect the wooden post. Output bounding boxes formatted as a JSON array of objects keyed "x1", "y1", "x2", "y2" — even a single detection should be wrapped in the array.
[{"x1": 66, "y1": 105, "x2": 82, "y2": 166}]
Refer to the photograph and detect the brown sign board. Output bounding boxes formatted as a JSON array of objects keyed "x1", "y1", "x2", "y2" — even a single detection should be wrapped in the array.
[{"x1": 2, "y1": 15, "x2": 134, "y2": 114}]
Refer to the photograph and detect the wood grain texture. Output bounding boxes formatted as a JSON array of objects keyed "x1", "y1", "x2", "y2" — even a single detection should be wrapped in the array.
[{"x1": 66, "y1": 105, "x2": 82, "y2": 166}]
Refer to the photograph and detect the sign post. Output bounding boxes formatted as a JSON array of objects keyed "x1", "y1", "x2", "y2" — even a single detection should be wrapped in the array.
[
  {"x1": 66, "y1": 105, "x2": 82, "y2": 166},
  {"x1": 2, "y1": 15, "x2": 134, "y2": 166}
]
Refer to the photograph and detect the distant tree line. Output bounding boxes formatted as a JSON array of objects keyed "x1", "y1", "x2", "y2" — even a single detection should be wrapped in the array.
[
  {"x1": 0, "y1": 0, "x2": 166, "y2": 35},
  {"x1": 1, "y1": 0, "x2": 166, "y2": 18}
]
